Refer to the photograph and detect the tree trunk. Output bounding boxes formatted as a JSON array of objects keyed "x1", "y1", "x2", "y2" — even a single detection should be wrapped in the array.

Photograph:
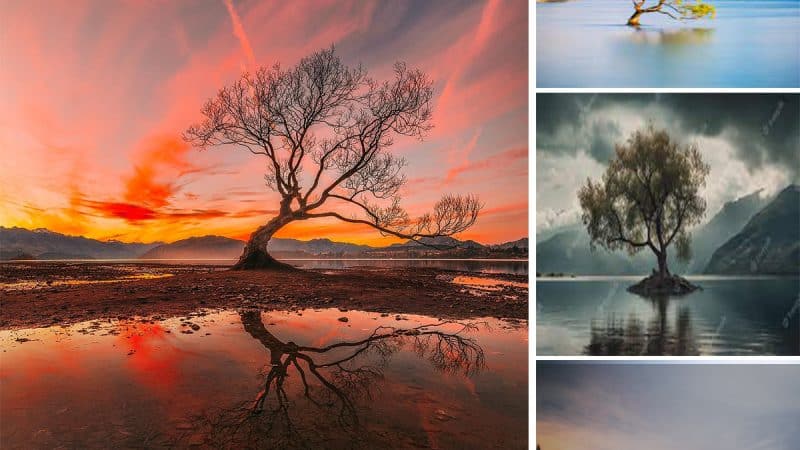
[
  {"x1": 232, "y1": 214, "x2": 295, "y2": 270},
  {"x1": 657, "y1": 251, "x2": 670, "y2": 281},
  {"x1": 627, "y1": 10, "x2": 643, "y2": 26}
]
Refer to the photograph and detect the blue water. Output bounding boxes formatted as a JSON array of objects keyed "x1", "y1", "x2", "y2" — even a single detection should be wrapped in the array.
[
  {"x1": 536, "y1": 277, "x2": 800, "y2": 355},
  {"x1": 537, "y1": 0, "x2": 800, "y2": 87}
]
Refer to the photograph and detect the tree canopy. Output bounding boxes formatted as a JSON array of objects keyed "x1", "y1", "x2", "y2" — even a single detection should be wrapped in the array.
[{"x1": 578, "y1": 125, "x2": 709, "y2": 279}]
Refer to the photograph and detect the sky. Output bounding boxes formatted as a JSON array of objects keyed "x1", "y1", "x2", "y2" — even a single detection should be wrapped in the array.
[
  {"x1": 537, "y1": 362, "x2": 800, "y2": 450},
  {"x1": 536, "y1": 94, "x2": 800, "y2": 232},
  {"x1": 0, "y1": 0, "x2": 528, "y2": 245}
]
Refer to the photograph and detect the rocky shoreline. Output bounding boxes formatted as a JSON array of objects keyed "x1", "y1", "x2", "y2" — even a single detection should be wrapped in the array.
[
  {"x1": 0, "y1": 263, "x2": 528, "y2": 330},
  {"x1": 627, "y1": 272, "x2": 701, "y2": 297}
]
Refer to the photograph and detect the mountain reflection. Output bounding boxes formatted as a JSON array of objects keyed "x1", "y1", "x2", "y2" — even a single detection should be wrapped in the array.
[
  {"x1": 180, "y1": 310, "x2": 486, "y2": 448},
  {"x1": 585, "y1": 296, "x2": 698, "y2": 356}
]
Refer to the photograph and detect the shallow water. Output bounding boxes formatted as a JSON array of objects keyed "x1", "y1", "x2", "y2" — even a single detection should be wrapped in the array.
[
  {"x1": 537, "y1": 0, "x2": 800, "y2": 87},
  {"x1": 2, "y1": 258, "x2": 529, "y2": 275},
  {"x1": 0, "y1": 308, "x2": 528, "y2": 449},
  {"x1": 536, "y1": 277, "x2": 800, "y2": 355}
]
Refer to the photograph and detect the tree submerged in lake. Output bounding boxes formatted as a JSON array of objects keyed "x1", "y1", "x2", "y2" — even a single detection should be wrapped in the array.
[
  {"x1": 185, "y1": 47, "x2": 482, "y2": 270},
  {"x1": 578, "y1": 125, "x2": 709, "y2": 296},
  {"x1": 627, "y1": 1, "x2": 716, "y2": 27}
]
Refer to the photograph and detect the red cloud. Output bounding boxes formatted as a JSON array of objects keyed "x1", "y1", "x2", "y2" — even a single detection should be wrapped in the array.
[
  {"x1": 89, "y1": 202, "x2": 159, "y2": 221},
  {"x1": 123, "y1": 135, "x2": 194, "y2": 208}
]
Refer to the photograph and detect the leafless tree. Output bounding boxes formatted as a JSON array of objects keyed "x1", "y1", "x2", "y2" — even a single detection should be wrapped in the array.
[{"x1": 185, "y1": 47, "x2": 482, "y2": 269}]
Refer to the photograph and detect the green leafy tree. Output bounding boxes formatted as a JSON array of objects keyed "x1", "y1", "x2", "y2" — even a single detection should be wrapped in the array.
[
  {"x1": 627, "y1": 1, "x2": 716, "y2": 26},
  {"x1": 578, "y1": 125, "x2": 709, "y2": 281}
]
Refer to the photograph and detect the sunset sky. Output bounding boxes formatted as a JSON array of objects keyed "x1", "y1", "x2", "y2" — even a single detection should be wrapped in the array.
[
  {"x1": 0, "y1": 0, "x2": 528, "y2": 245},
  {"x1": 537, "y1": 362, "x2": 800, "y2": 450}
]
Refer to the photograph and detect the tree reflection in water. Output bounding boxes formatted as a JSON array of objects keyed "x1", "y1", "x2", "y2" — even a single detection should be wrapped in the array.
[
  {"x1": 180, "y1": 310, "x2": 486, "y2": 448},
  {"x1": 585, "y1": 295, "x2": 698, "y2": 356},
  {"x1": 628, "y1": 28, "x2": 715, "y2": 47}
]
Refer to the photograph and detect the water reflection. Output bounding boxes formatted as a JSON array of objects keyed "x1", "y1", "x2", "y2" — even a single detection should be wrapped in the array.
[
  {"x1": 1, "y1": 309, "x2": 527, "y2": 448},
  {"x1": 181, "y1": 311, "x2": 487, "y2": 448},
  {"x1": 627, "y1": 27, "x2": 714, "y2": 46},
  {"x1": 290, "y1": 258, "x2": 528, "y2": 275},
  {"x1": 537, "y1": 278, "x2": 800, "y2": 355},
  {"x1": 585, "y1": 296, "x2": 698, "y2": 356}
]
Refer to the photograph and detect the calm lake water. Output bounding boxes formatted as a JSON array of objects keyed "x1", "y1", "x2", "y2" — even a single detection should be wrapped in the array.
[
  {"x1": 0, "y1": 308, "x2": 528, "y2": 449},
  {"x1": 537, "y1": 0, "x2": 800, "y2": 87},
  {"x1": 536, "y1": 277, "x2": 800, "y2": 355},
  {"x1": 1, "y1": 258, "x2": 529, "y2": 275}
]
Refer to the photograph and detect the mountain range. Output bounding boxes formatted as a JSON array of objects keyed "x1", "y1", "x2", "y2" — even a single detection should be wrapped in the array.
[
  {"x1": 537, "y1": 185, "x2": 798, "y2": 275},
  {"x1": 0, "y1": 226, "x2": 527, "y2": 261},
  {"x1": 705, "y1": 185, "x2": 799, "y2": 275},
  {"x1": 0, "y1": 227, "x2": 162, "y2": 260}
]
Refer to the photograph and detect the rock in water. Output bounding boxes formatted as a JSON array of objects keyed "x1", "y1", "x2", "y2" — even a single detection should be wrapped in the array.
[{"x1": 627, "y1": 272, "x2": 700, "y2": 297}]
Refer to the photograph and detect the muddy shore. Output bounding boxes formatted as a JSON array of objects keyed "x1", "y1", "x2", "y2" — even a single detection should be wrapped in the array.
[{"x1": 0, "y1": 263, "x2": 528, "y2": 330}]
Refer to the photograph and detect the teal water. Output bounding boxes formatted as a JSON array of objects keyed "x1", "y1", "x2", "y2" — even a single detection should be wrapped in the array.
[
  {"x1": 537, "y1": 0, "x2": 800, "y2": 87},
  {"x1": 536, "y1": 277, "x2": 800, "y2": 355}
]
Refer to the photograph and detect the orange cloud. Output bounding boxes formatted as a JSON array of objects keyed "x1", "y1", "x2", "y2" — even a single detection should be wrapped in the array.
[
  {"x1": 446, "y1": 146, "x2": 528, "y2": 183},
  {"x1": 124, "y1": 135, "x2": 194, "y2": 208},
  {"x1": 1, "y1": 1, "x2": 527, "y2": 245}
]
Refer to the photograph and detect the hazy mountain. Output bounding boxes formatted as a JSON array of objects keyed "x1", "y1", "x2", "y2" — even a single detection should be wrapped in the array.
[
  {"x1": 492, "y1": 238, "x2": 529, "y2": 250},
  {"x1": 680, "y1": 189, "x2": 773, "y2": 272},
  {"x1": 113, "y1": 236, "x2": 372, "y2": 260},
  {"x1": 388, "y1": 236, "x2": 485, "y2": 249},
  {"x1": 536, "y1": 227, "x2": 644, "y2": 275},
  {"x1": 268, "y1": 237, "x2": 373, "y2": 255},
  {"x1": 705, "y1": 185, "x2": 799, "y2": 275},
  {"x1": 0, "y1": 227, "x2": 161, "y2": 260},
  {"x1": 140, "y1": 236, "x2": 245, "y2": 260},
  {"x1": 2, "y1": 225, "x2": 527, "y2": 260},
  {"x1": 536, "y1": 189, "x2": 772, "y2": 275},
  {"x1": 536, "y1": 223, "x2": 582, "y2": 243}
]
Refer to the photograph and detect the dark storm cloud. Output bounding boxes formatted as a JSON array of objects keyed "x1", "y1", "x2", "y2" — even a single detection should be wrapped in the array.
[{"x1": 537, "y1": 94, "x2": 800, "y2": 177}]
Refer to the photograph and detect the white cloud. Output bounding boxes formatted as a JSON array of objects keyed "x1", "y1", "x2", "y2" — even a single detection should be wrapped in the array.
[{"x1": 536, "y1": 149, "x2": 605, "y2": 230}]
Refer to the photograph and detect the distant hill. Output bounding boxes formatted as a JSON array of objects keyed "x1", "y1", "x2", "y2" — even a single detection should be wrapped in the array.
[
  {"x1": 140, "y1": 235, "x2": 527, "y2": 259},
  {"x1": 536, "y1": 189, "x2": 773, "y2": 275},
  {"x1": 683, "y1": 189, "x2": 772, "y2": 272},
  {"x1": 536, "y1": 227, "x2": 644, "y2": 275},
  {"x1": 268, "y1": 237, "x2": 373, "y2": 256},
  {"x1": 388, "y1": 236, "x2": 485, "y2": 249},
  {"x1": 705, "y1": 185, "x2": 800, "y2": 275},
  {"x1": 492, "y1": 237, "x2": 529, "y2": 250},
  {"x1": 0, "y1": 227, "x2": 161, "y2": 260},
  {"x1": 140, "y1": 236, "x2": 245, "y2": 260},
  {"x1": 2, "y1": 225, "x2": 527, "y2": 261}
]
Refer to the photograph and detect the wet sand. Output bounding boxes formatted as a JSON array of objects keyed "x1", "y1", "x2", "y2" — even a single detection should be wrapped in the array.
[{"x1": 0, "y1": 263, "x2": 528, "y2": 329}]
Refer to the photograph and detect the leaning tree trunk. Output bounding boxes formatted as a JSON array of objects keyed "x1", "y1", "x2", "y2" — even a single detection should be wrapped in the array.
[
  {"x1": 232, "y1": 215, "x2": 295, "y2": 270},
  {"x1": 627, "y1": 10, "x2": 644, "y2": 26}
]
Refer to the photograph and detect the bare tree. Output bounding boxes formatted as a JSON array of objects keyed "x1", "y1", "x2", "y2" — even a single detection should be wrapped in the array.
[
  {"x1": 626, "y1": 1, "x2": 716, "y2": 27},
  {"x1": 185, "y1": 47, "x2": 482, "y2": 269}
]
